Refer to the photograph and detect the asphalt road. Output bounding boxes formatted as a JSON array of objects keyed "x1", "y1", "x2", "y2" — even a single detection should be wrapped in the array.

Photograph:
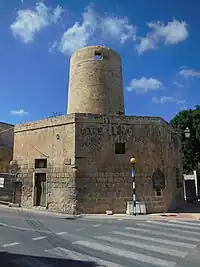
[{"x1": 1, "y1": 206, "x2": 200, "y2": 267}]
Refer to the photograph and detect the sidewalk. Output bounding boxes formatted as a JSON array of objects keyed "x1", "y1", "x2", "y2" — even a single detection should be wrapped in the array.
[{"x1": 1, "y1": 203, "x2": 200, "y2": 221}]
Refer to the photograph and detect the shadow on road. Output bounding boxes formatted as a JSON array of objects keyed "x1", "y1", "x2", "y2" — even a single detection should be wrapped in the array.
[{"x1": 1, "y1": 251, "x2": 99, "y2": 267}]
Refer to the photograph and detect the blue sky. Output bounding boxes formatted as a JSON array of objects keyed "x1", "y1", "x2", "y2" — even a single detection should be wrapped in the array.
[{"x1": 0, "y1": 0, "x2": 199, "y2": 124}]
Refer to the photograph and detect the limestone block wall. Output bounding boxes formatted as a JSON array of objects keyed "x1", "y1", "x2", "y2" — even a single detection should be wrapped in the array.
[
  {"x1": 13, "y1": 115, "x2": 76, "y2": 213},
  {"x1": 74, "y1": 113, "x2": 183, "y2": 214},
  {"x1": 0, "y1": 122, "x2": 14, "y2": 172},
  {"x1": 0, "y1": 147, "x2": 13, "y2": 172}
]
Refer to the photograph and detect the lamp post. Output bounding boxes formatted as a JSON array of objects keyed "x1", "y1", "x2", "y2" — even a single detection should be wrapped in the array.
[
  {"x1": 130, "y1": 157, "x2": 136, "y2": 216},
  {"x1": 183, "y1": 127, "x2": 191, "y2": 203},
  {"x1": 184, "y1": 127, "x2": 191, "y2": 139}
]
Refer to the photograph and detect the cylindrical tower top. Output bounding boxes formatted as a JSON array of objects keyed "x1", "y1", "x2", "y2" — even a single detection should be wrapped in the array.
[{"x1": 67, "y1": 45, "x2": 125, "y2": 115}]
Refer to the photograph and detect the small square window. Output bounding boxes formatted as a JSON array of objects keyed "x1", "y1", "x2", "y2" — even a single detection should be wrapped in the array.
[
  {"x1": 94, "y1": 51, "x2": 103, "y2": 60},
  {"x1": 35, "y1": 159, "x2": 47, "y2": 169},
  {"x1": 156, "y1": 190, "x2": 162, "y2": 197},
  {"x1": 115, "y1": 143, "x2": 125, "y2": 154}
]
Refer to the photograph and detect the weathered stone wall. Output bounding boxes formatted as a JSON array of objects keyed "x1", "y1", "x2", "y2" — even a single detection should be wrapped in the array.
[
  {"x1": 67, "y1": 46, "x2": 124, "y2": 115},
  {"x1": 13, "y1": 115, "x2": 76, "y2": 213},
  {"x1": 0, "y1": 122, "x2": 14, "y2": 172},
  {"x1": 74, "y1": 114, "x2": 183, "y2": 214}
]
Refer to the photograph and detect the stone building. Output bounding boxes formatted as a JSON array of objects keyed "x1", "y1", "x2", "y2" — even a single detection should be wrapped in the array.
[
  {"x1": 0, "y1": 122, "x2": 14, "y2": 172},
  {"x1": 13, "y1": 46, "x2": 184, "y2": 214}
]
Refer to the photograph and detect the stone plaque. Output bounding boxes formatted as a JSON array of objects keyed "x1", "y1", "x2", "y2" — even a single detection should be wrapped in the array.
[{"x1": 152, "y1": 168, "x2": 165, "y2": 190}]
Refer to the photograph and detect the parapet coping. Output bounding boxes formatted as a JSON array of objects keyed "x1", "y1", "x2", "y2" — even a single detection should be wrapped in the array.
[{"x1": 14, "y1": 113, "x2": 178, "y2": 134}]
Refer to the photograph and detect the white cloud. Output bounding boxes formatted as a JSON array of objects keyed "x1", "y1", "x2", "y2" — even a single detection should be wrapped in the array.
[
  {"x1": 51, "y1": 5, "x2": 63, "y2": 24},
  {"x1": 127, "y1": 77, "x2": 162, "y2": 93},
  {"x1": 136, "y1": 19, "x2": 188, "y2": 54},
  {"x1": 10, "y1": 109, "x2": 29, "y2": 116},
  {"x1": 173, "y1": 81, "x2": 183, "y2": 88},
  {"x1": 58, "y1": 6, "x2": 136, "y2": 54},
  {"x1": 177, "y1": 68, "x2": 200, "y2": 79},
  {"x1": 11, "y1": 2, "x2": 63, "y2": 43},
  {"x1": 152, "y1": 96, "x2": 185, "y2": 105},
  {"x1": 100, "y1": 17, "x2": 136, "y2": 44},
  {"x1": 59, "y1": 6, "x2": 97, "y2": 54}
]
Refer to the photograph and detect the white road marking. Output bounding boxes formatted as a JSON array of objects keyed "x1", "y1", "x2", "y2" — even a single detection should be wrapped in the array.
[
  {"x1": 32, "y1": 236, "x2": 48, "y2": 241},
  {"x1": 93, "y1": 224, "x2": 101, "y2": 227},
  {"x1": 45, "y1": 247, "x2": 123, "y2": 267},
  {"x1": 95, "y1": 235, "x2": 187, "y2": 258},
  {"x1": 137, "y1": 222, "x2": 200, "y2": 236},
  {"x1": 2, "y1": 242, "x2": 20, "y2": 248},
  {"x1": 56, "y1": 231, "x2": 68, "y2": 235},
  {"x1": 111, "y1": 230, "x2": 196, "y2": 248},
  {"x1": 146, "y1": 220, "x2": 200, "y2": 231},
  {"x1": 125, "y1": 226, "x2": 200, "y2": 242},
  {"x1": 0, "y1": 222, "x2": 8, "y2": 227},
  {"x1": 73, "y1": 240, "x2": 176, "y2": 267},
  {"x1": 168, "y1": 220, "x2": 200, "y2": 227},
  {"x1": 76, "y1": 228, "x2": 85, "y2": 231}
]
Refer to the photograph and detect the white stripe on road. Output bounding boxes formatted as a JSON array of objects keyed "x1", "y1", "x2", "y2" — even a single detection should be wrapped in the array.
[
  {"x1": 125, "y1": 226, "x2": 200, "y2": 242},
  {"x1": 45, "y1": 247, "x2": 123, "y2": 267},
  {"x1": 168, "y1": 220, "x2": 200, "y2": 227},
  {"x1": 32, "y1": 236, "x2": 48, "y2": 241},
  {"x1": 93, "y1": 224, "x2": 101, "y2": 227},
  {"x1": 111, "y1": 231, "x2": 196, "y2": 248},
  {"x1": 2, "y1": 242, "x2": 20, "y2": 248},
  {"x1": 73, "y1": 240, "x2": 176, "y2": 267},
  {"x1": 137, "y1": 222, "x2": 200, "y2": 236},
  {"x1": 146, "y1": 220, "x2": 200, "y2": 231},
  {"x1": 56, "y1": 232, "x2": 68, "y2": 235},
  {"x1": 95, "y1": 235, "x2": 187, "y2": 258}
]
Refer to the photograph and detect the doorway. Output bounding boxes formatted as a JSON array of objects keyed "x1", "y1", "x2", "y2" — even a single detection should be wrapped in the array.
[{"x1": 34, "y1": 173, "x2": 46, "y2": 207}]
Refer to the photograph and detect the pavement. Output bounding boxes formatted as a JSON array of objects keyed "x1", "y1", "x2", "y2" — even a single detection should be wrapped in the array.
[{"x1": 1, "y1": 206, "x2": 200, "y2": 266}]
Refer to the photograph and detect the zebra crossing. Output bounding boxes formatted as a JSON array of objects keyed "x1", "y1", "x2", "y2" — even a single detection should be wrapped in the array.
[{"x1": 43, "y1": 219, "x2": 200, "y2": 267}]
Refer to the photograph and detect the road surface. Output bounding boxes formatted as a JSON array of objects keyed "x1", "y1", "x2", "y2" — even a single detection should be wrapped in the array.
[{"x1": 1, "y1": 206, "x2": 200, "y2": 266}]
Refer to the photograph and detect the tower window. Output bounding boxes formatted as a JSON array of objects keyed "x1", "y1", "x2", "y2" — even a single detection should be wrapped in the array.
[
  {"x1": 35, "y1": 159, "x2": 47, "y2": 169},
  {"x1": 156, "y1": 190, "x2": 162, "y2": 197},
  {"x1": 94, "y1": 51, "x2": 103, "y2": 60},
  {"x1": 115, "y1": 142, "x2": 125, "y2": 154}
]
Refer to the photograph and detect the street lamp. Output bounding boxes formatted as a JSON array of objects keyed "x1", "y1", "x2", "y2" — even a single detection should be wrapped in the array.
[
  {"x1": 184, "y1": 127, "x2": 191, "y2": 139},
  {"x1": 130, "y1": 157, "x2": 136, "y2": 216}
]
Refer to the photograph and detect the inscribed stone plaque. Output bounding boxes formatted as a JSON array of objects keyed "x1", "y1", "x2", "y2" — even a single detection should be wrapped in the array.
[
  {"x1": 0, "y1": 177, "x2": 5, "y2": 188},
  {"x1": 152, "y1": 168, "x2": 165, "y2": 190}
]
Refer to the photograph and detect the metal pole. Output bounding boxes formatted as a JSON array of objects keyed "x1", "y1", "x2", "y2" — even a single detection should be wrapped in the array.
[
  {"x1": 130, "y1": 157, "x2": 136, "y2": 216},
  {"x1": 132, "y1": 164, "x2": 136, "y2": 216}
]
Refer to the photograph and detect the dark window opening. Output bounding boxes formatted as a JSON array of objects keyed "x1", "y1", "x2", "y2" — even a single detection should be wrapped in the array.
[
  {"x1": 115, "y1": 142, "x2": 125, "y2": 154},
  {"x1": 156, "y1": 190, "x2": 162, "y2": 197},
  {"x1": 117, "y1": 110, "x2": 124, "y2": 115},
  {"x1": 94, "y1": 51, "x2": 103, "y2": 60},
  {"x1": 35, "y1": 159, "x2": 47, "y2": 169}
]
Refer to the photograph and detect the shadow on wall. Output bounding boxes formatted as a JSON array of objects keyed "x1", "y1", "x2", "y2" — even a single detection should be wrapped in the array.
[
  {"x1": 173, "y1": 201, "x2": 200, "y2": 213},
  {"x1": 1, "y1": 251, "x2": 99, "y2": 267}
]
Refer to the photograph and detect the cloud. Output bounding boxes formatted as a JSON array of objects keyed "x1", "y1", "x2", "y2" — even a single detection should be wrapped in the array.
[
  {"x1": 173, "y1": 81, "x2": 183, "y2": 88},
  {"x1": 100, "y1": 17, "x2": 136, "y2": 44},
  {"x1": 59, "y1": 6, "x2": 97, "y2": 54},
  {"x1": 177, "y1": 68, "x2": 200, "y2": 79},
  {"x1": 11, "y1": 2, "x2": 63, "y2": 43},
  {"x1": 127, "y1": 77, "x2": 162, "y2": 93},
  {"x1": 152, "y1": 96, "x2": 185, "y2": 105},
  {"x1": 136, "y1": 19, "x2": 188, "y2": 54},
  {"x1": 10, "y1": 109, "x2": 29, "y2": 116},
  {"x1": 59, "y1": 5, "x2": 136, "y2": 54}
]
